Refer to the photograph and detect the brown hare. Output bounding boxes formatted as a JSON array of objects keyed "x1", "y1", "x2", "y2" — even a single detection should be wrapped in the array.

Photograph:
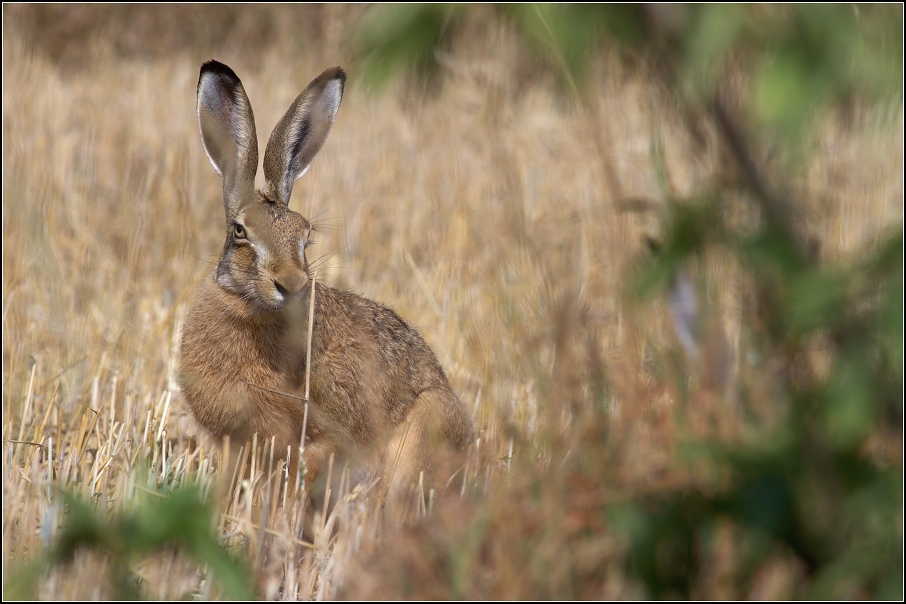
[{"x1": 179, "y1": 61, "x2": 474, "y2": 502}]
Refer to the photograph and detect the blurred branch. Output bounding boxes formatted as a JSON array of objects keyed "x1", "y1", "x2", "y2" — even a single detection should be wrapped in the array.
[{"x1": 710, "y1": 98, "x2": 809, "y2": 265}]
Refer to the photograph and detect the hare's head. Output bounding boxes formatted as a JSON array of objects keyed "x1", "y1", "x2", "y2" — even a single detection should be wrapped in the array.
[{"x1": 196, "y1": 61, "x2": 345, "y2": 311}]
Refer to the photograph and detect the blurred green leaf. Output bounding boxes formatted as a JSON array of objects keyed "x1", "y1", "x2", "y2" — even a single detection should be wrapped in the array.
[
  {"x1": 739, "y1": 225, "x2": 806, "y2": 282},
  {"x1": 504, "y1": 4, "x2": 646, "y2": 88},
  {"x1": 612, "y1": 497, "x2": 702, "y2": 598},
  {"x1": 681, "y1": 4, "x2": 744, "y2": 98},
  {"x1": 2, "y1": 559, "x2": 47, "y2": 600},
  {"x1": 7, "y1": 484, "x2": 254, "y2": 600},
  {"x1": 821, "y1": 346, "x2": 876, "y2": 450},
  {"x1": 354, "y1": 4, "x2": 457, "y2": 89},
  {"x1": 785, "y1": 267, "x2": 848, "y2": 334},
  {"x1": 874, "y1": 232, "x2": 904, "y2": 390},
  {"x1": 53, "y1": 491, "x2": 108, "y2": 560},
  {"x1": 753, "y1": 50, "x2": 816, "y2": 140},
  {"x1": 635, "y1": 200, "x2": 718, "y2": 299}
]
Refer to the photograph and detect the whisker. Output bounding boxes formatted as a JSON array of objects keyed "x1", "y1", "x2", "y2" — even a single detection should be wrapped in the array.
[
  {"x1": 309, "y1": 254, "x2": 344, "y2": 271},
  {"x1": 307, "y1": 205, "x2": 338, "y2": 225},
  {"x1": 310, "y1": 216, "x2": 343, "y2": 234},
  {"x1": 180, "y1": 249, "x2": 220, "y2": 267}
]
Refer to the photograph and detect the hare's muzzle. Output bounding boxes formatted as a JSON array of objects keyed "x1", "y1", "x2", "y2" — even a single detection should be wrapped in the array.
[{"x1": 272, "y1": 272, "x2": 308, "y2": 306}]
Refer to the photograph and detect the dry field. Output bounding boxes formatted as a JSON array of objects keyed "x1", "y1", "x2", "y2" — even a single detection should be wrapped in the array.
[{"x1": 2, "y1": 5, "x2": 902, "y2": 600}]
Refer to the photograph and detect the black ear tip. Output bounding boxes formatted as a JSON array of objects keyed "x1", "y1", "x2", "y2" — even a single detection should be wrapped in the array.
[
  {"x1": 319, "y1": 66, "x2": 347, "y2": 86},
  {"x1": 200, "y1": 60, "x2": 240, "y2": 82}
]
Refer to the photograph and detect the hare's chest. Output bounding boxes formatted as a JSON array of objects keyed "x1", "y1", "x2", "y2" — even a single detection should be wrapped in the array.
[
  {"x1": 181, "y1": 313, "x2": 304, "y2": 397},
  {"x1": 227, "y1": 328, "x2": 308, "y2": 396}
]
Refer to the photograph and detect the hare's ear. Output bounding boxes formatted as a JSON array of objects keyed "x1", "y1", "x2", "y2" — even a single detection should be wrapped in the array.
[
  {"x1": 263, "y1": 67, "x2": 346, "y2": 206},
  {"x1": 197, "y1": 61, "x2": 259, "y2": 218}
]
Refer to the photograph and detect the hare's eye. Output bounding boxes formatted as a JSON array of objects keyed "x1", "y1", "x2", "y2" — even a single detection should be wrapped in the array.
[{"x1": 233, "y1": 223, "x2": 246, "y2": 239}]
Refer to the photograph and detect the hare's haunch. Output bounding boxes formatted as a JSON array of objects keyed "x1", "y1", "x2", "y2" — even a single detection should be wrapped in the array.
[{"x1": 179, "y1": 61, "x2": 473, "y2": 495}]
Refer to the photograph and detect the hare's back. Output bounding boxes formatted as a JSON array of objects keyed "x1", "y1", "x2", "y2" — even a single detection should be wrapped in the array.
[{"x1": 313, "y1": 286, "x2": 453, "y2": 407}]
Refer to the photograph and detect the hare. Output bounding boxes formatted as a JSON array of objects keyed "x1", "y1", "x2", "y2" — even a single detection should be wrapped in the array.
[{"x1": 179, "y1": 61, "x2": 474, "y2": 501}]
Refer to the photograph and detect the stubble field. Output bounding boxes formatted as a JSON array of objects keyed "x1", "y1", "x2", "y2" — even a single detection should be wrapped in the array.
[{"x1": 3, "y1": 5, "x2": 902, "y2": 599}]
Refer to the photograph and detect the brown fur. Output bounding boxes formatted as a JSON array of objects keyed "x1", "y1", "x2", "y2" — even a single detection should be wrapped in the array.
[{"x1": 179, "y1": 61, "x2": 473, "y2": 500}]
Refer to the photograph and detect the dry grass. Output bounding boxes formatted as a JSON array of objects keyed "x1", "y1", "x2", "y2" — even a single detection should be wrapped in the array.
[{"x1": 3, "y1": 5, "x2": 902, "y2": 600}]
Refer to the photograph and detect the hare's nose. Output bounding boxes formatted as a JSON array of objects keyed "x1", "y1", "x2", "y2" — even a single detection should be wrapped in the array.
[{"x1": 273, "y1": 273, "x2": 306, "y2": 298}]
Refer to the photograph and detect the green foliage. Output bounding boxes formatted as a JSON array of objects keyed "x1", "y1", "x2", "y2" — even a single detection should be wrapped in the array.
[
  {"x1": 632, "y1": 175, "x2": 902, "y2": 599},
  {"x1": 353, "y1": 2, "x2": 903, "y2": 599},
  {"x1": 501, "y1": 3, "x2": 647, "y2": 86},
  {"x1": 4, "y1": 484, "x2": 254, "y2": 600},
  {"x1": 354, "y1": 3, "x2": 460, "y2": 89},
  {"x1": 669, "y1": 5, "x2": 901, "y2": 137},
  {"x1": 356, "y1": 4, "x2": 902, "y2": 145},
  {"x1": 621, "y1": 5, "x2": 902, "y2": 594},
  {"x1": 353, "y1": 4, "x2": 648, "y2": 91}
]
